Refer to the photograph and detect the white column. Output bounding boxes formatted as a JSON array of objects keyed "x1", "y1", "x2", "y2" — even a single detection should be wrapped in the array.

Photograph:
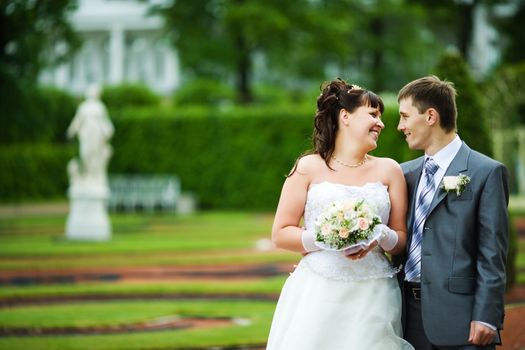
[
  {"x1": 164, "y1": 48, "x2": 180, "y2": 93},
  {"x1": 93, "y1": 37, "x2": 103, "y2": 83},
  {"x1": 109, "y1": 23, "x2": 124, "y2": 84},
  {"x1": 469, "y1": 4, "x2": 498, "y2": 78},
  {"x1": 77, "y1": 50, "x2": 86, "y2": 92},
  {"x1": 55, "y1": 63, "x2": 69, "y2": 89},
  {"x1": 145, "y1": 42, "x2": 155, "y2": 87}
]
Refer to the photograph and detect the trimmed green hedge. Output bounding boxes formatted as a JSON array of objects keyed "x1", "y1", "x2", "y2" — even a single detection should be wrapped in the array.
[
  {"x1": 0, "y1": 144, "x2": 73, "y2": 201},
  {"x1": 102, "y1": 84, "x2": 161, "y2": 112},
  {"x1": 109, "y1": 102, "x2": 417, "y2": 209},
  {"x1": 1, "y1": 86, "x2": 78, "y2": 145},
  {"x1": 1, "y1": 102, "x2": 419, "y2": 208}
]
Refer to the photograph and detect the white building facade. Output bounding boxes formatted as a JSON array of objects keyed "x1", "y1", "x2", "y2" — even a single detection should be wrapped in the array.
[{"x1": 40, "y1": 0, "x2": 180, "y2": 95}]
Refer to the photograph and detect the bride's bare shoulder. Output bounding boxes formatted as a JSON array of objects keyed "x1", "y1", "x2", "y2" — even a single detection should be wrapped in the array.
[
  {"x1": 371, "y1": 156, "x2": 401, "y2": 170},
  {"x1": 370, "y1": 157, "x2": 404, "y2": 185},
  {"x1": 294, "y1": 153, "x2": 325, "y2": 173},
  {"x1": 287, "y1": 154, "x2": 326, "y2": 180}
]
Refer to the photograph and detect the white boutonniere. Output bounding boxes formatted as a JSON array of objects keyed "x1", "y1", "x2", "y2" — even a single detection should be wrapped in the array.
[{"x1": 441, "y1": 174, "x2": 471, "y2": 196}]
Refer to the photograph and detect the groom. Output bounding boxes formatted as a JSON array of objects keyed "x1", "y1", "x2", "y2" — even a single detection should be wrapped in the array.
[{"x1": 394, "y1": 76, "x2": 509, "y2": 349}]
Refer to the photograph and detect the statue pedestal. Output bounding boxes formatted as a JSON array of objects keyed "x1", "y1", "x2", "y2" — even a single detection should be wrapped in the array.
[{"x1": 65, "y1": 185, "x2": 111, "y2": 241}]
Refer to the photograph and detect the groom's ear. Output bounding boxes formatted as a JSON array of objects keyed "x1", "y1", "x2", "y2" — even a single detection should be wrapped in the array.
[{"x1": 426, "y1": 108, "x2": 439, "y2": 126}]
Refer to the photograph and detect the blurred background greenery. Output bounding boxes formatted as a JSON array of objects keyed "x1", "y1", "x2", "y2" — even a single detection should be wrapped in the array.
[
  {"x1": 2, "y1": 0, "x2": 525, "y2": 205},
  {"x1": 1, "y1": 0, "x2": 525, "y2": 349}
]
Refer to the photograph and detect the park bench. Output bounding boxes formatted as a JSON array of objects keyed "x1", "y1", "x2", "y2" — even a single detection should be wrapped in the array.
[{"x1": 108, "y1": 174, "x2": 181, "y2": 212}]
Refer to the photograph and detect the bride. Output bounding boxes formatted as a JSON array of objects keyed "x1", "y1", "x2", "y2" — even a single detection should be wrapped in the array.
[{"x1": 267, "y1": 79, "x2": 414, "y2": 349}]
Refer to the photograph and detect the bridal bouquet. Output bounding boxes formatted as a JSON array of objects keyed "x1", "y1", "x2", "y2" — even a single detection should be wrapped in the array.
[{"x1": 314, "y1": 199, "x2": 382, "y2": 254}]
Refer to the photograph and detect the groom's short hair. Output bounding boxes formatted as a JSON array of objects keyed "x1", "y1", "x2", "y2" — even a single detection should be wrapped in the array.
[{"x1": 398, "y1": 75, "x2": 457, "y2": 133}]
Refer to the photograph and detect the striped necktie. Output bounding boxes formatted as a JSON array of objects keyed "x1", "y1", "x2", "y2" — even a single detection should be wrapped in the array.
[{"x1": 405, "y1": 158, "x2": 439, "y2": 282}]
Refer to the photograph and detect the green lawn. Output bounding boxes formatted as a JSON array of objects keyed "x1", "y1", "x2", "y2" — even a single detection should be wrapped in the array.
[
  {"x1": 0, "y1": 209, "x2": 523, "y2": 350},
  {"x1": 0, "y1": 300, "x2": 275, "y2": 350},
  {"x1": 0, "y1": 211, "x2": 298, "y2": 269},
  {"x1": 0, "y1": 211, "x2": 292, "y2": 349},
  {"x1": 0, "y1": 212, "x2": 271, "y2": 255},
  {"x1": 0, "y1": 299, "x2": 273, "y2": 328},
  {"x1": 0, "y1": 277, "x2": 287, "y2": 299}
]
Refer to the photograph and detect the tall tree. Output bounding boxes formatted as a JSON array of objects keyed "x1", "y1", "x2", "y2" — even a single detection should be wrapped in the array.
[
  {"x1": 412, "y1": 0, "x2": 505, "y2": 60},
  {"x1": 350, "y1": 0, "x2": 439, "y2": 91},
  {"x1": 435, "y1": 51, "x2": 492, "y2": 156},
  {"x1": 157, "y1": 0, "x2": 438, "y2": 101},
  {"x1": 494, "y1": 0, "x2": 525, "y2": 64},
  {"x1": 0, "y1": 0, "x2": 80, "y2": 143},
  {"x1": 156, "y1": 0, "x2": 346, "y2": 103}
]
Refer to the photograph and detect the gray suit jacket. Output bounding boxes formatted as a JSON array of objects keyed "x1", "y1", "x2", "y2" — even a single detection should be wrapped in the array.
[{"x1": 394, "y1": 142, "x2": 509, "y2": 346}]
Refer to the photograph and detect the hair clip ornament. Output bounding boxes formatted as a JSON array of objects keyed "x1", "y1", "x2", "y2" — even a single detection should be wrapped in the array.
[{"x1": 348, "y1": 84, "x2": 364, "y2": 93}]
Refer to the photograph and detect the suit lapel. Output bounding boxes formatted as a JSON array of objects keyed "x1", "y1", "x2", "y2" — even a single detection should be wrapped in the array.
[{"x1": 427, "y1": 143, "x2": 470, "y2": 215}]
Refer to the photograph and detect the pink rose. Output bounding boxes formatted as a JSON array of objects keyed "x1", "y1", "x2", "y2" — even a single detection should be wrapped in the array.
[
  {"x1": 339, "y1": 228, "x2": 350, "y2": 238},
  {"x1": 358, "y1": 217, "x2": 369, "y2": 230}
]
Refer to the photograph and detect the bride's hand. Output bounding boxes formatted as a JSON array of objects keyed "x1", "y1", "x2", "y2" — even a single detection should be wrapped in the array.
[{"x1": 345, "y1": 241, "x2": 378, "y2": 260}]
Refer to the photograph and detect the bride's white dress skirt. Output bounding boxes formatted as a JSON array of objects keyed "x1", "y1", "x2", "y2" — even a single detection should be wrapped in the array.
[
  {"x1": 266, "y1": 253, "x2": 413, "y2": 349},
  {"x1": 266, "y1": 182, "x2": 414, "y2": 350}
]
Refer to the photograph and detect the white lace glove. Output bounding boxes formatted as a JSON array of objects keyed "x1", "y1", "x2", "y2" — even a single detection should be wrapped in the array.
[
  {"x1": 374, "y1": 224, "x2": 398, "y2": 251},
  {"x1": 301, "y1": 230, "x2": 321, "y2": 252}
]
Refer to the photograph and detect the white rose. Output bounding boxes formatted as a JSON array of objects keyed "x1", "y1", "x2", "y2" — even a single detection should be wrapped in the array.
[
  {"x1": 442, "y1": 176, "x2": 461, "y2": 190},
  {"x1": 343, "y1": 200, "x2": 355, "y2": 212},
  {"x1": 321, "y1": 223, "x2": 332, "y2": 236}
]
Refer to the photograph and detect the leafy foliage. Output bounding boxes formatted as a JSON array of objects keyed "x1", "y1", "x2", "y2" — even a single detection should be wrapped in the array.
[
  {"x1": 507, "y1": 213, "x2": 519, "y2": 289},
  {"x1": 0, "y1": 0, "x2": 79, "y2": 82},
  {"x1": 0, "y1": 0, "x2": 80, "y2": 144},
  {"x1": 494, "y1": 0, "x2": 525, "y2": 64},
  {"x1": 0, "y1": 86, "x2": 77, "y2": 144},
  {"x1": 434, "y1": 51, "x2": 492, "y2": 156},
  {"x1": 157, "y1": 0, "x2": 439, "y2": 101},
  {"x1": 483, "y1": 61, "x2": 525, "y2": 129}
]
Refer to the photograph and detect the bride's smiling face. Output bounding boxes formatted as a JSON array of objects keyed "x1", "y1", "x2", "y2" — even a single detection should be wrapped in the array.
[{"x1": 342, "y1": 105, "x2": 384, "y2": 149}]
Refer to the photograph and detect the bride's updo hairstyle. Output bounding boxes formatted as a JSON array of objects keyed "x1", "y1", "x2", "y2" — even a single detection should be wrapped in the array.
[
  {"x1": 288, "y1": 78, "x2": 384, "y2": 176},
  {"x1": 314, "y1": 78, "x2": 384, "y2": 168}
]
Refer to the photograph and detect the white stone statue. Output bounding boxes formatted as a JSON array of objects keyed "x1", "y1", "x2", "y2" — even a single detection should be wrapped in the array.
[
  {"x1": 65, "y1": 84, "x2": 113, "y2": 241},
  {"x1": 66, "y1": 85, "x2": 114, "y2": 187}
]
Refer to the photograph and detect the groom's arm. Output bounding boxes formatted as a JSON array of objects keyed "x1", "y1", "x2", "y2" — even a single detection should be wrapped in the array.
[{"x1": 472, "y1": 163, "x2": 509, "y2": 329}]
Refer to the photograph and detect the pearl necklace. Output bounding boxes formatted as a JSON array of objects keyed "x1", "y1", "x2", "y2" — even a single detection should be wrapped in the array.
[{"x1": 332, "y1": 154, "x2": 369, "y2": 168}]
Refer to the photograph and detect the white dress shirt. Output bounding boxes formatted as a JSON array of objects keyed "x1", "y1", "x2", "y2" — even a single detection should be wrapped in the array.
[{"x1": 415, "y1": 134, "x2": 462, "y2": 201}]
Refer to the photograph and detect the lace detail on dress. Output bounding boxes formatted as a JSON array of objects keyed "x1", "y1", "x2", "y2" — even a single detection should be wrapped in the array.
[{"x1": 297, "y1": 181, "x2": 399, "y2": 282}]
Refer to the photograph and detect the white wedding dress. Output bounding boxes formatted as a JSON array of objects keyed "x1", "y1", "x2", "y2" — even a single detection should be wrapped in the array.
[{"x1": 266, "y1": 182, "x2": 414, "y2": 350}]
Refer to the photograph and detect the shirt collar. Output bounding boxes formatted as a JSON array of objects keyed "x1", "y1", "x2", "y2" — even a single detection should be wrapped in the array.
[{"x1": 425, "y1": 134, "x2": 462, "y2": 172}]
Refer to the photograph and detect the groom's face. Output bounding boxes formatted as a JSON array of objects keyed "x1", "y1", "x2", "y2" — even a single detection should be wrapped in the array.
[{"x1": 397, "y1": 97, "x2": 430, "y2": 151}]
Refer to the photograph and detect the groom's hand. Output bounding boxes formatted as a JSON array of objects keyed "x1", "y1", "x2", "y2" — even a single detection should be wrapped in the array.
[{"x1": 468, "y1": 321, "x2": 496, "y2": 346}]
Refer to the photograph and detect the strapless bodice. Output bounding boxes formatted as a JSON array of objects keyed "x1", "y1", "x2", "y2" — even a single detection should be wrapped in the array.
[{"x1": 297, "y1": 181, "x2": 399, "y2": 282}]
